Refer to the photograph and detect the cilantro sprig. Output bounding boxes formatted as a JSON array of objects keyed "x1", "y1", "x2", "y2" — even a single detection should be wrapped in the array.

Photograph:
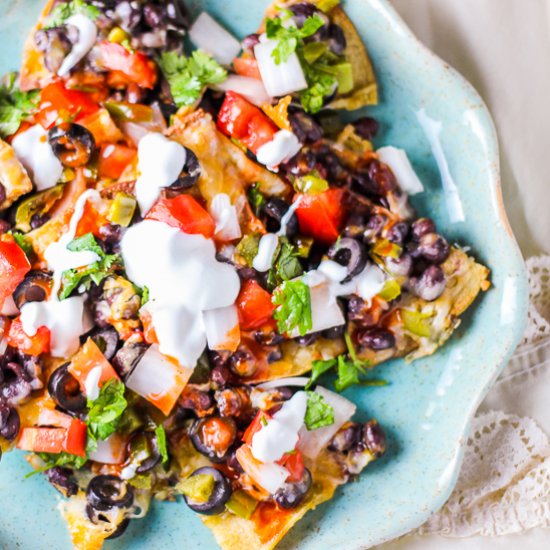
[
  {"x1": 306, "y1": 332, "x2": 387, "y2": 391},
  {"x1": 267, "y1": 239, "x2": 303, "y2": 290},
  {"x1": 60, "y1": 233, "x2": 121, "y2": 300},
  {"x1": 0, "y1": 74, "x2": 39, "y2": 139},
  {"x1": 304, "y1": 391, "x2": 334, "y2": 430},
  {"x1": 265, "y1": 10, "x2": 325, "y2": 64},
  {"x1": 86, "y1": 379, "x2": 128, "y2": 452},
  {"x1": 155, "y1": 425, "x2": 169, "y2": 464},
  {"x1": 158, "y1": 50, "x2": 227, "y2": 107},
  {"x1": 45, "y1": 0, "x2": 101, "y2": 29},
  {"x1": 272, "y1": 278, "x2": 312, "y2": 336}
]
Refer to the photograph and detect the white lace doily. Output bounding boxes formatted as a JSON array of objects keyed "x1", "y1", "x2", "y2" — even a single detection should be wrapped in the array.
[{"x1": 417, "y1": 255, "x2": 550, "y2": 537}]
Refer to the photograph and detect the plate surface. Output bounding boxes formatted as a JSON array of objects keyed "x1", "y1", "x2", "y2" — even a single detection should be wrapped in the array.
[{"x1": 0, "y1": 1, "x2": 528, "y2": 549}]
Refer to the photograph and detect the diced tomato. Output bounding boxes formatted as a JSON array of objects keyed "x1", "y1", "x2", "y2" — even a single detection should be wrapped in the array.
[
  {"x1": 146, "y1": 195, "x2": 216, "y2": 238},
  {"x1": 17, "y1": 427, "x2": 66, "y2": 454},
  {"x1": 242, "y1": 410, "x2": 272, "y2": 446},
  {"x1": 99, "y1": 42, "x2": 157, "y2": 89},
  {"x1": 75, "y1": 201, "x2": 106, "y2": 238},
  {"x1": 68, "y1": 338, "x2": 119, "y2": 391},
  {"x1": 217, "y1": 92, "x2": 278, "y2": 154},
  {"x1": 0, "y1": 238, "x2": 30, "y2": 308},
  {"x1": 63, "y1": 418, "x2": 87, "y2": 457},
  {"x1": 98, "y1": 144, "x2": 137, "y2": 179},
  {"x1": 78, "y1": 108, "x2": 125, "y2": 146},
  {"x1": 294, "y1": 188, "x2": 345, "y2": 245},
  {"x1": 236, "y1": 280, "x2": 275, "y2": 331},
  {"x1": 35, "y1": 80, "x2": 100, "y2": 129},
  {"x1": 233, "y1": 57, "x2": 262, "y2": 80},
  {"x1": 7, "y1": 317, "x2": 50, "y2": 356},
  {"x1": 277, "y1": 450, "x2": 304, "y2": 482}
]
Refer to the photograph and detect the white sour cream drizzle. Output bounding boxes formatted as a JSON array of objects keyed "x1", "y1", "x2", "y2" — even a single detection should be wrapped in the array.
[
  {"x1": 251, "y1": 391, "x2": 308, "y2": 463},
  {"x1": 256, "y1": 130, "x2": 301, "y2": 171},
  {"x1": 12, "y1": 125, "x2": 63, "y2": 191},
  {"x1": 58, "y1": 14, "x2": 98, "y2": 77},
  {"x1": 84, "y1": 366, "x2": 103, "y2": 401},
  {"x1": 20, "y1": 190, "x2": 100, "y2": 357},
  {"x1": 135, "y1": 133, "x2": 187, "y2": 214},
  {"x1": 120, "y1": 220, "x2": 241, "y2": 368}
]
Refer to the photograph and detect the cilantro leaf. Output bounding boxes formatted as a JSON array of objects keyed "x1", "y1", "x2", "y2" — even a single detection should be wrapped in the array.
[
  {"x1": 45, "y1": 0, "x2": 101, "y2": 28},
  {"x1": 155, "y1": 425, "x2": 169, "y2": 464},
  {"x1": 0, "y1": 76, "x2": 39, "y2": 138},
  {"x1": 247, "y1": 183, "x2": 266, "y2": 217},
  {"x1": 299, "y1": 60, "x2": 337, "y2": 114},
  {"x1": 304, "y1": 391, "x2": 334, "y2": 430},
  {"x1": 272, "y1": 278, "x2": 312, "y2": 335},
  {"x1": 36, "y1": 451, "x2": 87, "y2": 471},
  {"x1": 266, "y1": 11, "x2": 325, "y2": 64},
  {"x1": 158, "y1": 50, "x2": 227, "y2": 107},
  {"x1": 267, "y1": 239, "x2": 303, "y2": 290},
  {"x1": 86, "y1": 379, "x2": 128, "y2": 444},
  {"x1": 305, "y1": 357, "x2": 337, "y2": 390},
  {"x1": 10, "y1": 232, "x2": 34, "y2": 258},
  {"x1": 334, "y1": 354, "x2": 362, "y2": 391},
  {"x1": 60, "y1": 233, "x2": 121, "y2": 299}
]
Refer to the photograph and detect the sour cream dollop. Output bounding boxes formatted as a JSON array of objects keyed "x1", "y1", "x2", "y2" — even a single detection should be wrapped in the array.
[
  {"x1": 12, "y1": 125, "x2": 63, "y2": 191},
  {"x1": 251, "y1": 391, "x2": 308, "y2": 463},
  {"x1": 256, "y1": 130, "x2": 301, "y2": 171},
  {"x1": 135, "y1": 133, "x2": 187, "y2": 214},
  {"x1": 120, "y1": 220, "x2": 241, "y2": 367},
  {"x1": 58, "y1": 14, "x2": 98, "y2": 77}
]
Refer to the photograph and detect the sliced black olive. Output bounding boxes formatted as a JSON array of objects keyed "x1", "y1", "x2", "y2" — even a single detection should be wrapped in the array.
[
  {"x1": 125, "y1": 430, "x2": 162, "y2": 474},
  {"x1": 261, "y1": 198, "x2": 298, "y2": 235},
  {"x1": 86, "y1": 475, "x2": 134, "y2": 512},
  {"x1": 13, "y1": 270, "x2": 52, "y2": 309},
  {"x1": 327, "y1": 237, "x2": 367, "y2": 282},
  {"x1": 273, "y1": 468, "x2": 312, "y2": 509},
  {"x1": 190, "y1": 416, "x2": 237, "y2": 463},
  {"x1": 88, "y1": 326, "x2": 119, "y2": 361},
  {"x1": 0, "y1": 404, "x2": 20, "y2": 441},
  {"x1": 48, "y1": 123, "x2": 95, "y2": 168},
  {"x1": 48, "y1": 363, "x2": 86, "y2": 413},
  {"x1": 182, "y1": 466, "x2": 232, "y2": 516},
  {"x1": 106, "y1": 518, "x2": 130, "y2": 540},
  {"x1": 164, "y1": 147, "x2": 201, "y2": 196}
]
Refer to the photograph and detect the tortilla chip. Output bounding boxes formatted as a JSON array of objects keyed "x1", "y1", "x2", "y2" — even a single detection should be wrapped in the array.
[
  {"x1": 0, "y1": 137, "x2": 33, "y2": 211},
  {"x1": 19, "y1": 0, "x2": 55, "y2": 91},
  {"x1": 265, "y1": 1, "x2": 378, "y2": 110},
  {"x1": 168, "y1": 109, "x2": 290, "y2": 203}
]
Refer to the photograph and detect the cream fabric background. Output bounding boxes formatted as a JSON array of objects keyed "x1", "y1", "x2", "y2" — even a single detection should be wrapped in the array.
[{"x1": 375, "y1": 1, "x2": 550, "y2": 549}]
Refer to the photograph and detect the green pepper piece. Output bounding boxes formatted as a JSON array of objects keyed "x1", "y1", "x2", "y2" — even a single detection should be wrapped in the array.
[
  {"x1": 107, "y1": 193, "x2": 136, "y2": 227},
  {"x1": 235, "y1": 234, "x2": 261, "y2": 266},
  {"x1": 225, "y1": 490, "x2": 258, "y2": 519},
  {"x1": 378, "y1": 279, "x2": 401, "y2": 302},
  {"x1": 401, "y1": 309, "x2": 432, "y2": 338},
  {"x1": 294, "y1": 236, "x2": 314, "y2": 258},
  {"x1": 316, "y1": 0, "x2": 340, "y2": 12},
  {"x1": 105, "y1": 101, "x2": 154, "y2": 123},
  {"x1": 294, "y1": 172, "x2": 329, "y2": 194},
  {"x1": 178, "y1": 474, "x2": 215, "y2": 503},
  {"x1": 334, "y1": 62, "x2": 354, "y2": 94},
  {"x1": 303, "y1": 42, "x2": 328, "y2": 65},
  {"x1": 15, "y1": 183, "x2": 65, "y2": 233}
]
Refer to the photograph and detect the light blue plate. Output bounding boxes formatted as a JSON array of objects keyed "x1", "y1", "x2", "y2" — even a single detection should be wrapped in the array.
[{"x1": 0, "y1": 1, "x2": 528, "y2": 549}]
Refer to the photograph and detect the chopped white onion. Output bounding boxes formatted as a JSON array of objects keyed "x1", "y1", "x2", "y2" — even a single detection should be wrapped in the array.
[
  {"x1": 210, "y1": 193, "x2": 242, "y2": 241},
  {"x1": 203, "y1": 304, "x2": 240, "y2": 351},
  {"x1": 189, "y1": 12, "x2": 241, "y2": 66},
  {"x1": 318, "y1": 260, "x2": 348, "y2": 283},
  {"x1": 298, "y1": 387, "x2": 356, "y2": 459},
  {"x1": 216, "y1": 75, "x2": 271, "y2": 106},
  {"x1": 377, "y1": 146, "x2": 424, "y2": 195},
  {"x1": 236, "y1": 446, "x2": 289, "y2": 494},
  {"x1": 355, "y1": 264, "x2": 387, "y2": 305},
  {"x1": 88, "y1": 434, "x2": 126, "y2": 465},
  {"x1": 254, "y1": 38, "x2": 308, "y2": 97}
]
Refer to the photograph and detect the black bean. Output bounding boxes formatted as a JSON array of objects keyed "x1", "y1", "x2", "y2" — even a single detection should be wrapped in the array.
[
  {"x1": 241, "y1": 33, "x2": 260, "y2": 51},
  {"x1": 363, "y1": 213, "x2": 387, "y2": 240},
  {"x1": 357, "y1": 329, "x2": 395, "y2": 350},
  {"x1": 0, "y1": 182, "x2": 6, "y2": 204},
  {"x1": 228, "y1": 347, "x2": 257, "y2": 378},
  {"x1": 0, "y1": 404, "x2": 20, "y2": 441},
  {"x1": 386, "y1": 221, "x2": 409, "y2": 245},
  {"x1": 417, "y1": 233, "x2": 450, "y2": 264},
  {"x1": 143, "y1": 4, "x2": 164, "y2": 28},
  {"x1": 46, "y1": 466, "x2": 78, "y2": 497},
  {"x1": 0, "y1": 362, "x2": 33, "y2": 406},
  {"x1": 30, "y1": 213, "x2": 50, "y2": 230},
  {"x1": 289, "y1": 109, "x2": 323, "y2": 144},
  {"x1": 327, "y1": 23, "x2": 346, "y2": 55},
  {"x1": 410, "y1": 217, "x2": 436, "y2": 241},
  {"x1": 273, "y1": 468, "x2": 312, "y2": 509},
  {"x1": 322, "y1": 325, "x2": 345, "y2": 339},
  {"x1": 385, "y1": 253, "x2": 413, "y2": 277},
  {"x1": 328, "y1": 423, "x2": 361, "y2": 452},
  {"x1": 294, "y1": 333, "x2": 319, "y2": 346},
  {"x1": 352, "y1": 117, "x2": 379, "y2": 140},
  {"x1": 112, "y1": 343, "x2": 147, "y2": 379},
  {"x1": 360, "y1": 420, "x2": 387, "y2": 457},
  {"x1": 412, "y1": 265, "x2": 446, "y2": 301},
  {"x1": 281, "y1": 150, "x2": 316, "y2": 177},
  {"x1": 210, "y1": 364, "x2": 230, "y2": 389}
]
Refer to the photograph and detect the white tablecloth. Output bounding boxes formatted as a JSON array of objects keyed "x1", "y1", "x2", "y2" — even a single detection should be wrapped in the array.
[{"x1": 376, "y1": 1, "x2": 550, "y2": 549}]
